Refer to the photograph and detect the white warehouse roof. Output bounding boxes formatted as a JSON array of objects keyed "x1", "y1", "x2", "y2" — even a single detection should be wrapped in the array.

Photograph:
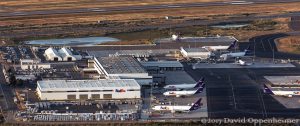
[
  {"x1": 44, "y1": 47, "x2": 82, "y2": 61},
  {"x1": 58, "y1": 47, "x2": 73, "y2": 57},
  {"x1": 95, "y1": 56, "x2": 147, "y2": 74},
  {"x1": 265, "y1": 76, "x2": 300, "y2": 86},
  {"x1": 44, "y1": 47, "x2": 62, "y2": 60},
  {"x1": 37, "y1": 79, "x2": 140, "y2": 92}
]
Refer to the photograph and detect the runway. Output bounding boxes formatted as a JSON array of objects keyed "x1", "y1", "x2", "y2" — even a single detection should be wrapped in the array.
[{"x1": 1, "y1": 0, "x2": 300, "y2": 18}]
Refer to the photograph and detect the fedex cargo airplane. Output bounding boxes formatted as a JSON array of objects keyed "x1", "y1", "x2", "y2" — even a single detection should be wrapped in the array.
[
  {"x1": 163, "y1": 77, "x2": 205, "y2": 90},
  {"x1": 220, "y1": 46, "x2": 252, "y2": 60},
  {"x1": 203, "y1": 41, "x2": 237, "y2": 51},
  {"x1": 263, "y1": 84, "x2": 300, "y2": 98},
  {"x1": 163, "y1": 83, "x2": 205, "y2": 97},
  {"x1": 152, "y1": 98, "x2": 201, "y2": 112}
]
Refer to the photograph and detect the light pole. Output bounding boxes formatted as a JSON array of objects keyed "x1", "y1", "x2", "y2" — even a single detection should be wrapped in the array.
[
  {"x1": 253, "y1": 40, "x2": 256, "y2": 62},
  {"x1": 26, "y1": 89, "x2": 29, "y2": 106},
  {"x1": 272, "y1": 47, "x2": 275, "y2": 63},
  {"x1": 165, "y1": 16, "x2": 171, "y2": 36}
]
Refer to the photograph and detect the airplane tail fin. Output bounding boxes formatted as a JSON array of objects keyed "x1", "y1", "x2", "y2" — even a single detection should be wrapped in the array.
[
  {"x1": 189, "y1": 98, "x2": 202, "y2": 111},
  {"x1": 194, "y1": 77, "x2": 205, "y2": 88},
  {"x1": 195, "y1": 83, "x2": 205, "y2": 94},
  {"x1": 263, "y1": 84, "x2": 274, "y2": 95},
  {"x1": 244, "y1": 46, "x2": 252, "y2": 55},
  {"x1": 227, "y1": 41, "x2": 237, "y2": 50}
]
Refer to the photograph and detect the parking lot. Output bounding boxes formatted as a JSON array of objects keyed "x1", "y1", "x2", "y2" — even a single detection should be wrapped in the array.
[
  {"x1": 15, "y1": 100, "x2": 141, "y2": 122},
  {"x1": 31, "y1": 112, "x2": 138, "y2": 121},
  {"x1": 0, "y1": 46, "x2": 35, "y2": 63}
]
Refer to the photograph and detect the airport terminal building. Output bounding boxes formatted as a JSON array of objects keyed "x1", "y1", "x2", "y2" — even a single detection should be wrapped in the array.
[
  {"x1": 36, "y1": 79, "x2": 141, "y2": 100},
  {"x1": 93, "y1": 56, "x2": 152, "y2": 85}
]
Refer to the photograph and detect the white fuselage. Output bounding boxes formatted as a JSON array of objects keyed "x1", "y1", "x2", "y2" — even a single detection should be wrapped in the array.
[
  {"x1": 152, "y1": 105, "x2": 192, "y2": 112},
  {"x1": 163, "y1": 90, "x2": 196, "y2": 97},
  {"x1": 220, "y1": 52, "x2": 246, "y2": 60},
  {"x1": 203, "y1": 46, "x2": 229, "y2": 51},
  {"x1": 164, "y1": 84, "x2": 196, "y2": 90},
  {"x1": 223, "y1": 52, "x2": 245, "y2": 57}
]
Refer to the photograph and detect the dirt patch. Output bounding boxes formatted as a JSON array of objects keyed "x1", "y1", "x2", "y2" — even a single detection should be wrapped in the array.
[
  {"x1": 0, "y1": 18, "x2": 290, "y2": 46},
  {"x1": 277, "y1": 36, "x2": 300, "y2": 54},
  {"x1": 107, "y1": 18, "x2": 290, "y2": 42}
]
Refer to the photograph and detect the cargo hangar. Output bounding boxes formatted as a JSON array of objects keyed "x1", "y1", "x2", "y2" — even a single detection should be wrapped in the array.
[{"x1": 36, "y1": 79, "x2": 141, "y2": 100}]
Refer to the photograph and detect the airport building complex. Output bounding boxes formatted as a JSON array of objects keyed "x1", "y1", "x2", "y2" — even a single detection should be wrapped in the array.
[
  {"x1": 36, "y1": 79, "x2": 141, "y2": 100},
  {"x1": 265, "y1": 76, "x2": 300, "y2": 87},
  {"x1": 93, "y1": 56, "x2": 152, "y2": 85},
  {"x1": 264, "y1": 76, "x2": 300, "y2": 97}
]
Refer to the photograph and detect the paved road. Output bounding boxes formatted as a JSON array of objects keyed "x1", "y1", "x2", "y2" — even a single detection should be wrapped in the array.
[
  {"x1": 1, "y1": 0, "x2": 300, "y2": 18},
  {"x1": 184, "y1": 62, "x2": 300, "y2": 118},
  {"x1": 0, "y1": 64, "x2": 17, "y2": 111}
]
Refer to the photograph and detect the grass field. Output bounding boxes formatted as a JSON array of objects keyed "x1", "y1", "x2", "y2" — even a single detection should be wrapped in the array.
[
  {"x1": 277, "y1": 36, "x2": 300, "y2": 54},
  {"x1": 103, "y1": 18, "x2": 290, "y2": 45}
]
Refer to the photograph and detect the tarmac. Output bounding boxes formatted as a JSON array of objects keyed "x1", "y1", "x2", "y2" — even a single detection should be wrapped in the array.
[
  {"x1": 149, "y1": 70, "x2": 208, "y2": 119},
  {"x1": 271, "y1": 96, "x2": 300, "y2": 109},
  {"x1": 183, "y1": 62, "x2": 300, "y2": 118}
]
